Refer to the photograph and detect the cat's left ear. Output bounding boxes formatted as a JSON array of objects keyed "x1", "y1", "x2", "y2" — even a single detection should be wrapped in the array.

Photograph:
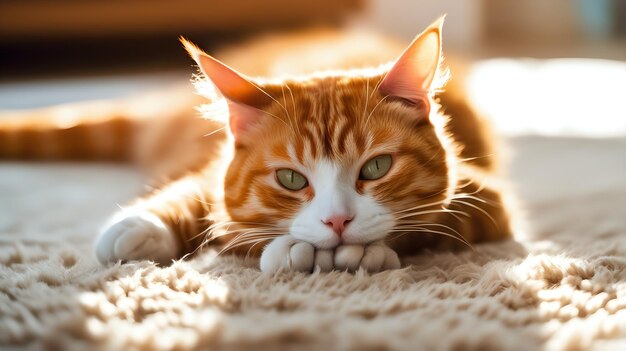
[
  {"x1": 380, "y1": 16, "x2": 444, "y2": 118},
  {"x1": 181, "y1": 38, "x2": 273, "y2": 141}
]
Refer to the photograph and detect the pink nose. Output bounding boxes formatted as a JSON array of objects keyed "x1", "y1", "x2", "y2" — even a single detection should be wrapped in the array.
[{"x1": 322, "y1": 215, "x2": 354, "y2": 236}]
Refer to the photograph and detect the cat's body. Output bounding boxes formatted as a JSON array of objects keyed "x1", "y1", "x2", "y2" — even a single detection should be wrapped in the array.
[{"x1": 0, "y1": 20, "x2": 513, "y2": 272}]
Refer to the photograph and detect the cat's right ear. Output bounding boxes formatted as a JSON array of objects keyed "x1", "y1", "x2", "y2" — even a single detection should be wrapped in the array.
[{"x1": 181, "y1": 38, "x2": 273, "y2": 140}]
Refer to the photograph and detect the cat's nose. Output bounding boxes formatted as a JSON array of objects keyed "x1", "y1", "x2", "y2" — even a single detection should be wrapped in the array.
[{"x1": 322, "y1": 215, "x2": 354, "y2": 236}]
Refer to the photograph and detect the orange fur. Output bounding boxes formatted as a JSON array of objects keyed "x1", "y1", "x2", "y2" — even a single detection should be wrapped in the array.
[{"x1": 0, "y1": 25, "x2": 512, "y2": 260}]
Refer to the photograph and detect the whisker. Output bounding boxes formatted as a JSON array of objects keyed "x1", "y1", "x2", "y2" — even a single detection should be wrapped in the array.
[
  {"x1": 362, "y1": 77, "x2": 370, "y2": 120},
  {"x1": 365, "y1": 95, "x2": 389, "y2": 126},
  {"x1": 203, "y1": 126, "x2": 227, "y2": 137},
  {"x1": 391, "y1": 198, "x2": 447, "y2": 215},
  {"x1": 452, "y1": 193, "x2": 499, "y2": 207},
  {"x1": 389, "y1": 227, "x2": 473, "y2": 249},
  {"x1": 369, "y1": 73, "x2": 387, "y2": 99},
  {"x1": 245, "y1": 239, "x2": 271, "y2": 260},
  {"x1": 240, "y1": 80, "x2": 293, "y2": 131},
  {"x1": 218, "y1": 233, "x2": 272, "y2": 249},
  {"x1": 455, "y1": 179, "x2": 488, "y2": 196},
  {"x1": 458, "y1": 154, "x2": 494, "y2": 163},
  {"x1": 260, "y1": 110, "x2": 292, "y2": 129},
  {"x1": 250, "y1": 81, "x2": 286, "y2": 111},
  {"x1": 451, "y1": 199, "x2": 499, "y2": 230},
  {"x1": 285, "y1": 84, "x2": 301, "y2": 135},
  {"x1": 395, "y1": 222, "x2": 463, "y2": 238},
  {"x1": 395, "y1": 208, "x2": 470, "y2": 220},
  {"x1": 190, "y1": 220, "x2": 280, "y2": 243},
  {"x1": 219, "y1": 235, "x2": 277, "y2": 255}
]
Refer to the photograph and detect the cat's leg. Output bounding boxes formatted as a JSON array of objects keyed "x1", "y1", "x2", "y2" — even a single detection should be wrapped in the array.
[
  {"x1": 95, "y1": 210, "x2": 180, "y2": 265},
  {"x1": 260, "y1": 236, "x2": 400, "y2": 273},
  {"x1": 96, "y1": 173, "x2": 215, "y2": 265}
]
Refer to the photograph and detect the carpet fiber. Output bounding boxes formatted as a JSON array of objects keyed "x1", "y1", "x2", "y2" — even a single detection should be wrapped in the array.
[{"x1": 1, "y1": 136, "x2": 625, "y2": 351}]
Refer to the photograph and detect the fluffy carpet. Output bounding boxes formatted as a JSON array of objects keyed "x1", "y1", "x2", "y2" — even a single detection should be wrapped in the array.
[{"x1": 1, "y1": 135, "x2": 625, "y2": 351}]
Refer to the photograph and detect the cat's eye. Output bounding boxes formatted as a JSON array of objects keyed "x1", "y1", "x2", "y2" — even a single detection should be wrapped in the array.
[
  {"x1": 359, "y1": 155, "x2": 392, "y2": 180},
  {"x1": 276, "y1": 169, "x2": 308, "y2": 191}
]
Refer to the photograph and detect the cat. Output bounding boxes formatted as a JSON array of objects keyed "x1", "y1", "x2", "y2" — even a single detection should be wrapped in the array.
[{"x1": 0, "y1": 18, "x2": 513, "y2": 273}]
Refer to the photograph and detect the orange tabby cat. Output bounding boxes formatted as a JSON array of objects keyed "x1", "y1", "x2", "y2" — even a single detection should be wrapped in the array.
[{"x1": 0, "y1": 18, "x2": 512, "y2": 272}]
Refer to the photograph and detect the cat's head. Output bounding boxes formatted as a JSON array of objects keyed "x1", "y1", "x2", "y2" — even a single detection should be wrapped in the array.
[{"x1": 185, "y1": 18, "x2": 457, "y2": 249}]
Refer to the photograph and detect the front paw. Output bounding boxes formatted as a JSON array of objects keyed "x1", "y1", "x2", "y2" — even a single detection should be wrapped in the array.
[
  {"x1": 260, "y1": 236, "x2": 400, "y2": 273},
  {"x1": 260, "y1": 235, "x2": 316, "y2": 273},
  {"x1": 335, "y1": 242, "x2": 401, "y2": 273},
  {"x1": 95, "y1": 211, "x2": 179, "y2": 265}
]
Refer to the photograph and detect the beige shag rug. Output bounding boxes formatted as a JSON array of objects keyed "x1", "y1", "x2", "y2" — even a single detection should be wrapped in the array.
[{"x1": 1, "y1": 136, "x2": 625, "y2": 351}]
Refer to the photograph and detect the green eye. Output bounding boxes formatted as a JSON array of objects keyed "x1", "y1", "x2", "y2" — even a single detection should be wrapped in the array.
[
  {"x1": 276, "y1": 169, "x2": 308, "y2": 190},
  {"x1": 359, "y1": 155, "x2": 392, "y2": 180}
]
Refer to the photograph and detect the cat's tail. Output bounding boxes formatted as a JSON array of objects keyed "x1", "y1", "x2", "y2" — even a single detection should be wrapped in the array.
[
  {"x1": 0, "y1": 87, "x2": 223, "y2": 171},
  {"x1": 0, "y1": 100, "x2": 139, "y2": 162}
]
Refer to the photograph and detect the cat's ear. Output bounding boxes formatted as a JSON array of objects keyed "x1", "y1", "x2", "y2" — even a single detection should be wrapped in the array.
[
  {"x1": 380, "y1": 16, "x2": 444, "y2": 118},
  {"x1": 182, "y1": 38, "x2": 272, "y2": 140}
]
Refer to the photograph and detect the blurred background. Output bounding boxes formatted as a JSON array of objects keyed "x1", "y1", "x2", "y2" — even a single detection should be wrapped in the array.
[
  {"x1": 1, "y1": 0, "x2": 625, "y2": 77},
  {"x1": 1, "y1": 0, "x2": 625, "y2": 136}
]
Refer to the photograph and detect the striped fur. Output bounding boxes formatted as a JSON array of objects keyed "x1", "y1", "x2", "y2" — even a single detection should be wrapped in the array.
[{"x1": 0, "y1": 24, "x2": 513, "y2": 263}]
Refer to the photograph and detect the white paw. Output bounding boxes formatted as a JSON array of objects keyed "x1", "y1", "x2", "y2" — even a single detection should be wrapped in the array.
[
  {"x1": 95, "y1": 211, "x2": 179, "y2": 265},
  {"x1": 259, "y1": 236, "x2": 400, "y2": 273},
  {"x1": 335, "y1": 242, "x2": 401, "y2": 273},
  {"x1": 260, "y1": 235, "x2": 315, "y2": 273}
]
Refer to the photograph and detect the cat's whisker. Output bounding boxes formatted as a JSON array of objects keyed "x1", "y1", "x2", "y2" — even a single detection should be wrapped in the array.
[
  {"x1": 451, "y1": 199, "x2": 499, "y2": 229},
  {"x1": 458, "y1": 154, "x2": 494, "y2": 163},
  {"x1": 204, "y1": 229, "x2": 276, "y2": 244},
  {"x1": 455, "y1": 179, "x2": 488, "y2": 196},
  {"x1": 391, "y1": 198, "x2": 448, "y2": 215},
  {"x1": 389, "y1": 227, "x2": 473, "y2": 249},
  {"x1": 365, "y1": 95, "x2": 389, "y2": 126},
  {"x1": 213, "y1": 232, "x2": 274, "y2": 253},
  {"x1": 394, "y1": 221, "x2": 463, "y2": 238},
  {"x1": 451, "y1": 193, "x2": 499, "y2": 207},
  {"x1": 393, "y1": 224, "x2": 470, "y2": 247},
  {"x1": 362, "y1": 77, "x2": 370, "y2": 120},
  {"x1": 204, "y1": 220, "x2": 280, "y2": 231},
  {"x1": 226, "y1": 228, "x2": 283, "y2": 240},
  {"x1": 281, "y1": 84, "x2": 301, "y2": 137},
  {"x1": 451, "y1": 193, "x2": 487, "y2": 203},
  {"x1": 245, "y1": 241, "x2": 262, "y2": 260},
  {"x1": 455, "y1": 178, "x2": 475, "y2": 190},
  {"x1": 219, "y1": 235, "x2": 277, "y2": 255},
  {"x1": 395, "y1": 208, "x2": 470, "y2": 220},
  {"x1": 203, "y1": 126, "x2": 227, "y2": 137},
  {"x1": 260, "y1": 110, "x2": 291, "y2": 129},
  {"x1": 284, "y1": 84, "x2": 301, "y2": 135},
  {"x1": 249, "y1": 81, "x2": 287, "y2": 112},
  {"x1": 369, "y1": 73, "x2": 387, "y2": 99},
  {"x1": 244, "y1": 81, "x2": 292, "y2": 131},
  {"x1": 279, "y1": 85, "x2": 297, "y2": 135},
  {"x1": 223, "y1": 235, "x2": 276, "y2": 248},
  {"x1": 447, "y1": 211, "x2": 464, "y2": 222},
  {"x1": 192, "y1": 220, "x2": 281, "y2": 242}
]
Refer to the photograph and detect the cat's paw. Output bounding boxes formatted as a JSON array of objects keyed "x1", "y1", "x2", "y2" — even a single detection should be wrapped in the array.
[
  {"x1": 334, "y1": 241, "x2": 401, "y2": 273},
  {"x1": 95, "y1": 211, "x2": 179, "y2": 265},
  {"x1": 259, "y1": 236, "x2": 400, "y2": 273},
  {"x1": 260, "y1": 235, "x2": 316, "y2": 273}
]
